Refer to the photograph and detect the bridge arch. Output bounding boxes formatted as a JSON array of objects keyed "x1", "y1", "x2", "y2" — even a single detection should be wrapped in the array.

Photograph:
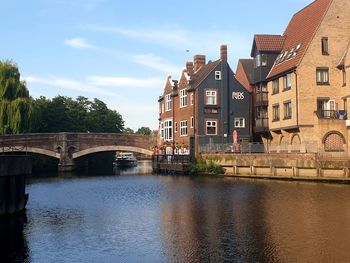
[
  {"x1": 72, "y1": 145, "x2": 153, "y2": 159},
  {"x1": 3, "y1": 147, "x2": 60, "y2": 159}
]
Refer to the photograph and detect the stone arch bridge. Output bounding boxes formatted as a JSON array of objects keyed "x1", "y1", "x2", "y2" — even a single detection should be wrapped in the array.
[{"x1": 1, "y1": 133, "x2": 157, "y2": 171}]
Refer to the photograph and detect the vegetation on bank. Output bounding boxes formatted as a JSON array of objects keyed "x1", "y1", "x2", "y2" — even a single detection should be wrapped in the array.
[{"x1": 187, "y1": 155, "x2": 224, "y2": 176}]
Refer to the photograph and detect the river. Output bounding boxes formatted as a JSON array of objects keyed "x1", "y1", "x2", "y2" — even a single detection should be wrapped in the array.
[{"x1": 1, "y1": 160, "x2": 350, "y2": 262}]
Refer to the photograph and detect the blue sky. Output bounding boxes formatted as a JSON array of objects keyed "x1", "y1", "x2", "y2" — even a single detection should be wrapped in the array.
[{"x1": 0, "y1": 0, "x2": 312, "y2": 130}]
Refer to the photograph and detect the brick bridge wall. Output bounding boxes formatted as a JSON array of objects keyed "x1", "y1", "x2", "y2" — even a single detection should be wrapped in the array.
[{"x1": 0, "y1": 133, "x2": 157, "y2": 171}]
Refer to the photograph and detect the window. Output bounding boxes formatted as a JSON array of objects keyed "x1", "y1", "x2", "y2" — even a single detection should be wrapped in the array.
[
  {"x1": 180, "y1": 89, "x2": 187, "y2": 107},
  {"x1": 206, "y1": 90, "x2": 217, "y2": 105},
  {"x1": 190, "y1": 93, "x2": 194, "y2": 105},
  {"x1": 180, "y1": 120, "x2": 188, "y2": 136},
  {"x1": 234, "y1": 118, "x2": 245, "y2": 128},
  {"x1": 165, "y1": 94, "x2": 172, "y2": 111},
  {"x1": 175, "y1": 122, "x2": 177, "y2": 133},
  {"x1": 283, "y1": 101, "x2": 292, "y2": 119},
  {"x1": 190, "y1": 117, "x2": 194, "y2": 128},
  {"x1": 321, "y1": 37, "x2": 329, "y2": 55},
  {"x1": 273, "y1": 104, "x2": 280, "y2": 121},
  {"x1": 206, "y1": 121, "x2": 217, "y2": 135},
  {"x1": 215, "y1": 71, "x2": 221, "y2": 80},
  {"x1": 160, "y1": 122, "x2": 164, "y2": 139},
  {"x1": 284, "y1": 74, "x2": 291, "y2": 90},
  {"x1": 261, "y1": 54, "x2": 267, "y2": 66},
  {"x1": 316, "y1": 68, "x2": 329, "y2": 85},
  {"x1": 254, "y1": 54, "x2": 261, "y2": 68},
  {"x1": 272, "y1": 79, "x2": 279, "y2": 94},
  {"x1": 342, "y1": 69, "x2": 346, "y2": 86},
  {"x1": 163, "y1": 119, "x2": 173, "y2": 141},
  {"x1": 161, "y1": 103, "x2": 164, "y2": 114}
]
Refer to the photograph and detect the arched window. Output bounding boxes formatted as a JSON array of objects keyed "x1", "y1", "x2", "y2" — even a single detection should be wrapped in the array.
[{"x1": 323, "y1": 131, "x2": 346, "y2": 152}]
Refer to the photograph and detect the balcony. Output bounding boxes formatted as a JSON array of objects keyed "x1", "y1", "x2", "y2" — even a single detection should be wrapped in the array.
[
  {"x1": 254, "y1": 91, "x2": 268, "y2": 106},
  {"x1": 254, "y1": 117, "x2": 269, "y2": 133},
  {"x1": 316, "y1": 110, "x2": 347, "y2": 119}
]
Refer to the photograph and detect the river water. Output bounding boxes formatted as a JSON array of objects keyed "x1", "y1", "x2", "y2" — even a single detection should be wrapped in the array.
[{"x1": 2, "y1": 160, "x2": 350, "y2": 262}]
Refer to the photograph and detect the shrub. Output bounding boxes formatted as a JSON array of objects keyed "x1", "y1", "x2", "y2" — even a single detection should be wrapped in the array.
[{"x1": 187, "y1": 155, "x2": 224, "y2": 176}]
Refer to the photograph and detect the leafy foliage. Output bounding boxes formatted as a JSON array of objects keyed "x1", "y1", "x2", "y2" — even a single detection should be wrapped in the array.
[
  {"x1": 136, "y1": 126, "x2": 151, "y2": 135},
  {"x1": 0, "y1": 60, "x2": 37, "y2": 134},
  {"x1": 187, "y1": 155, "x2": 224, "y2": 176}
]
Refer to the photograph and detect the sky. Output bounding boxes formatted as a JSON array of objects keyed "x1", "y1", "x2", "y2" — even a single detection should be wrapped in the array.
[{"x1": 0, "y1": 0, "x2": 313, "y2": 131}]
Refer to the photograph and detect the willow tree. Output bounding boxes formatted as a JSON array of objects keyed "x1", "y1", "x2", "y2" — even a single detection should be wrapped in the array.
[{"x1": 0, "y1": 60, "x2": 36, "y2": 134}]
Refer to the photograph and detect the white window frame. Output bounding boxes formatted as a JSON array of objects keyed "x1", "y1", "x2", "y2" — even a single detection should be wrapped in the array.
[
  {"x1": 160, "y1": 122, "x2": 164, "y2": 139},
  {"x1": 215, "y1": 71, "x2": 221, "y2": 80},
  {"x1": 316, "y1": 68, "x2": 329, "y2": 84},
  {"x1": 283, "y1": 101, "x2": 292, "y2": 119},
  {"x1": 284, "y1": 73, "x2": 292, "y2": 90},
  {"x1": 206, "y1": 120, "x2": 217, "y2": 135},
  {"x1": 163, "y1": 119, "x2": 173, "y2": 141},
  {"x1": 180, "y1": 120, "x2": 188, "y2": 136},
  {"x1": 180, "y1": 89, "x2": 187, "y2": 108},
  {"x1": 206, "y1": 90, "x2": 217, "y2": 105},
  {"x1": 234, "y1": 118, "x2": 245, "y2": 128},
  {"x1": 174, "y1": 122, "x2": 177, "y2": 133},
  {"x1": 190, "y1": 116, "x2": 194, "y2": 128},
  {"x1": 165, "y1": 94, "x2": 172, "y2": 111},
  {"x1": 190, "y1": 93, "x2": 194, "y2": 105},
  {"x1": 161, "y1": 103, "x2": 165, "y2": 114}
]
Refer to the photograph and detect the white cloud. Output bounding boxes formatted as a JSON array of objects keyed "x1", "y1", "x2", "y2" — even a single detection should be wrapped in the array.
[
  {"x1": 64, "y1": 37, "x2": 96, "y2": 49},
  {"x1": 25, "y1": 76, "x2": 122, "y2": 97},
  {"x1": 133, "y1": 54, "x2": 182, "y2": 74},
  {"x1": 84, "y1": 24, "x2": 251, "y2": 62},
  {"x1": 87, "y1": 76, "x2": 164, "y2": 88}
]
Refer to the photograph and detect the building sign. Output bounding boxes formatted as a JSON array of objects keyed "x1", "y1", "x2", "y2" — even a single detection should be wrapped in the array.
[{"x1": 232, "y1": 92, "x2": 244, "y2": 100}]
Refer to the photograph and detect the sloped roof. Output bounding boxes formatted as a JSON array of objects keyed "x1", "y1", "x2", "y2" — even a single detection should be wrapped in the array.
[
  {"x1": 235, "y1": 59, "x2": 254, "y2": 92},
  {"x1": 251, "y1": 35, "x2": 285, "y2": 56},
  {"x1": 190, "y1": 59, "x2": 221, "y2": 89},
  {"x1": 267, "y1": 0, "x2": 332, "y2": 78}
]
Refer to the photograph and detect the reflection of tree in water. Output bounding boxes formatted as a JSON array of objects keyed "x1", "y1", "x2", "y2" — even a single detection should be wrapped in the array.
[
  {"x1": 0, "y1": 213, "x2": 30, "y2": 262},
  {"x1": 160, "y1": 178, "x2": 280, "y2": 262}
]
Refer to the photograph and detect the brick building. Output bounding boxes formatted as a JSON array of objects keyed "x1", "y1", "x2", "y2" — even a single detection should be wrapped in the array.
[
  {"x1": 158, "y1": 45, "x2": 251, "y2": 153},
  {"x1": 261, "y1": 0, "x2": 350, "y2": 155}
]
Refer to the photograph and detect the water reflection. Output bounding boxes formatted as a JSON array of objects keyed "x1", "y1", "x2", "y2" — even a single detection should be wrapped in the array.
[
  {"x1": 0, "y1": 213, "x2": 30, "y2": 263},
  {"x1": 113, "y1": 160, "x2": 153, "y2": 175},
  {"x1": 3, "y1": 170, "x2": 350, "y2": 262}
]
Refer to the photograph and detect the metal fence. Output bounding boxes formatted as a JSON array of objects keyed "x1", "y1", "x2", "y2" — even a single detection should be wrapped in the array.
[
  {"x1": 152, "y1": 154, "x2": 191, "y2": 164},
  {"x1": 198, "y1": 142, "x2": 267, "y2": 153}
]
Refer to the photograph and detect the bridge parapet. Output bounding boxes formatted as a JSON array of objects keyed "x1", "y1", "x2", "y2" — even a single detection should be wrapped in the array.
[{"x1": 1, "y1": 132, "x2": 157, "y2": 172}]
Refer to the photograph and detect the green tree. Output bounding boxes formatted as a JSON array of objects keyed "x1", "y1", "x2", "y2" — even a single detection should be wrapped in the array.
[
  {"x1": 136, "y1": 126, "x2": 151, "y2": 135},
  {"x1": 123, "y1": 127, "x2": 134, "y2": 134},
  {"x1": 0, "y1": 60, "x2": 37, "y2": 134}
]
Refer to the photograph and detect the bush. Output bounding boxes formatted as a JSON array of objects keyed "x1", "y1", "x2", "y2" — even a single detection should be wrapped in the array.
[{"x1": 187, "y1": 155, "x2": 224, "y2": 176}]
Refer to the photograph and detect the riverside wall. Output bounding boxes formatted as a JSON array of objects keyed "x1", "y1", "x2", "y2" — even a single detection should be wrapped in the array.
[
  {"x1": 0, "y1": 156, "x2": 31, "y2": 217},
  {"x1": 202, "y1": 153, "x2": 350, "y2": 182}
]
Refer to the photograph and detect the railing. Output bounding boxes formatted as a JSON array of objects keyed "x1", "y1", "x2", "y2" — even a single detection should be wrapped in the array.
[
  {"x1": 152, "y1": 154, "x2": 191, "y2": 164},
  {"x1": 316, "y1": 110, "x2": 347, "y2": 119},
  {"x1": 199, "y1": 142, "x2": 267, "y2": 153}
]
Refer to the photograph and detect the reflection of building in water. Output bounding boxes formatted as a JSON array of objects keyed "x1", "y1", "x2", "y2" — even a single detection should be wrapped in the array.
[
  {"x1": 261, "y1": 181, "x2": 350, "y2": 262},
  {"x1": 160, "y1": 177, "x2": 277, "y2": 262},
  {"x1": 0, "y1": 213, "x2": 30, "y2": 262}
]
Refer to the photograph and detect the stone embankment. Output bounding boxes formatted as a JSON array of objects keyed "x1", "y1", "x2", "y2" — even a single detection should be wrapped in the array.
[{"x1": 202, "y1": 153, "x2": 350, "y2": 182}]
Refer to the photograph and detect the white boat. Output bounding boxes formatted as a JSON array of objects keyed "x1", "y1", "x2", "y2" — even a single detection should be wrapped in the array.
[{"x1": 113, "y1": 152, "x2": 137, "y2": 168}]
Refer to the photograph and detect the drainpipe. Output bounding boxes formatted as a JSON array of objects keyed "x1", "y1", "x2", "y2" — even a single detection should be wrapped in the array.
[{"x1": 294, "y1": 70, "x2": 299, "y2": 127}]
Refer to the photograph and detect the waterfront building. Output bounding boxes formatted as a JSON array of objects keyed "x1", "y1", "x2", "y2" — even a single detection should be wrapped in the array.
[
  {"x1": 265, "y1": 0, "x2": 350, "y2": 156},
  {"x1": 158, "y1": 45, "x2": 251, "y2": 153}
]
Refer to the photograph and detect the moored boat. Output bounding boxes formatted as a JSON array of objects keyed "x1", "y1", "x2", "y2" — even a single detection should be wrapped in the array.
[{"x1": 113, "y1": 152, "x2": 137, "y2": 168}]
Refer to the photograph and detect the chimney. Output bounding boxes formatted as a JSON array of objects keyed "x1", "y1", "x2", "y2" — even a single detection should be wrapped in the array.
[
  {"x1": 220, "y1": 44, "x2": 227, "y2": 61},
  {"x1": 186, "y1": 61, "x2": 194, "y2": 75},
  {"x1": 194, "y1": 55, "x2": 206, "y2": 71}
]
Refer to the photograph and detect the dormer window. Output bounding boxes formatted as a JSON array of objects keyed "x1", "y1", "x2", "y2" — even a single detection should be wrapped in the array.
[
  {"x1": 215, "y1": 71, "x2": 221, "y2": 80},
  {"x1": 254, "y1": 54, "x2": 261, "y2": 68},
  {"x1": 322, "y1": 37, "x2": 329, "y2": 55}
]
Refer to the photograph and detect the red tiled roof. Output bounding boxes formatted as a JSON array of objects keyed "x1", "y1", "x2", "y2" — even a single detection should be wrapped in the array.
[
  {"x1": 253, "y1": 34, "x2": 285, "y2": 54},
  {"x1": 235, "y1": 59, "x2": 254, "y2": 92},
  {"x1": 267, "y1": 0, "x2": 332, "y2": 78}
]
